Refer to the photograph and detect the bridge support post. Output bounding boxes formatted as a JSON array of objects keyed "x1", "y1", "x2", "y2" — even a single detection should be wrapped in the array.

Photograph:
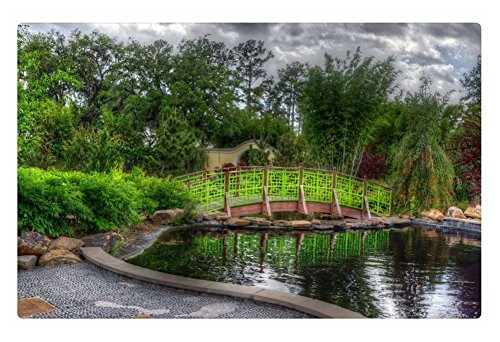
[
  {"x1": 390, "y1": 188, "x2": 394, "y2": 216},
  {"x1": 364, "y1": 196, "x2": 372, "y2": 220},
  {"x1": 297, "y1": 164, "x2": 308, "y2": 215},
  {"x1": 224, "y1": 168, "x2": 231, "y2": 218},
  {"x1": 262, "y1": 165, "x2": 272, "y2": 216},
  {"x1": 362, "y1": 176, "x2": 367, "y2": 220},
  {"x1": 330, "y1": 168, "x2": 343, "y2": 218},
  {"x1": 263, "y1": 186, "x2": 272, "y2": 217}
]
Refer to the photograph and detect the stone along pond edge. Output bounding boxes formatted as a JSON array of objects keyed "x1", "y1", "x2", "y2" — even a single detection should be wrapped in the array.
[{"x1": 80, "y1": 247, "x2": 365, "y2": 319}]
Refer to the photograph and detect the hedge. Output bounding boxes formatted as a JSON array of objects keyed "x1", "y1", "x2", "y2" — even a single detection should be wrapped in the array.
[{"x1": 18, "y1": 167, "x2": 194, "y2": 237}]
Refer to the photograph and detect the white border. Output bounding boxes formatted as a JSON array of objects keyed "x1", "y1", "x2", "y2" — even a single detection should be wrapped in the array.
[{"x1": 1, "y1": 1, "x2": 498, "y2": 341}]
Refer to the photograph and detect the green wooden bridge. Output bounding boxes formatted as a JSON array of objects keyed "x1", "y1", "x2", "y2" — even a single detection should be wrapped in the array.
[{"x1": 173, "y1": 165, "x2": 393, "y2": 219}]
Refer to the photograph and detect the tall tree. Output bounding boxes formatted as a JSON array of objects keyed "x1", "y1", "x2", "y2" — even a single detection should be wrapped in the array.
[
  {"x1": 231, "y1": 39, "x2": 274, "y2": 113},
  {"x1": 460, "y1": 55, "x2": 481, "y2": 111},
  {"x1": 169, "y1": 36, "x2": 239, "y2": 144},
  {"x1": 300, "y1": 48, "x2": 398, "y2": 174},
  {"x1": 452, "y1": 55, "x2": 481, "y2": 201},
  {"x1": 275, "y1": 62, "x2": 307, "y2": 131},
  {"x1": 390, "y1": 76, "x2": 455, "y2": 212}
]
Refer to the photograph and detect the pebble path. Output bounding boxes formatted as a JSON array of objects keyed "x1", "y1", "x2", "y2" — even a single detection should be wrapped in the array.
[{"x1": 18, "y1": 262, "x2": 311, "y2": 319}]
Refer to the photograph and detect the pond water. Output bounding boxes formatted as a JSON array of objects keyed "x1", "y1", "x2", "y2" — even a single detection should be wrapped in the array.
[{"x1": 128, "y1": 226, "x2": 481, "y2": 318}]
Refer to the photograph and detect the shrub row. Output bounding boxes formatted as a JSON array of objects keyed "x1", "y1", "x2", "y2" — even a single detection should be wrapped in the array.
[{"x1": 18, "y1": 167, "x2": 194, "y2": 237}]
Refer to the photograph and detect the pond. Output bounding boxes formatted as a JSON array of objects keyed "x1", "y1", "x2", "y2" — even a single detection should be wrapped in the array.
[{"x1": 128, "y1": 226, "x2": 481, "y2": 318}]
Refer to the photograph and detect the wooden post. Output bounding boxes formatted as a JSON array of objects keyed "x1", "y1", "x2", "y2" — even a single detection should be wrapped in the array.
[
  {"x1": 187, "y1": 180, "x2": 191, "y2": 192},
  {"x1": 330, "y1": 168, "x2": 336, "y2": 215},
  {"x1": 224, "y1": 168, "x2": 231, "y2": 217},
  {"x1": 262, "y1": 165, "x2": 268, "y2": 215},
  {"x1": 236, "y1": 166, "x2": 241, "y2": 198},
  {"x1": 298, "y1": 163, "x2": 308, "y2": 215},
  {"x1": 362, "y1": 176, "x2": 367, "y2": 219},
  {"x1": 364, "y1": 196, "x2": 372, "y2": 220},
  {"x1": 390, "y1": 188, "x2": 394, "y2": 216},
  {"x1": 202, "y1": 167, "x2": 207, "y2": 212},
  {"x1": 263, "y1": 186, "x2": 272, "y2": 217}
]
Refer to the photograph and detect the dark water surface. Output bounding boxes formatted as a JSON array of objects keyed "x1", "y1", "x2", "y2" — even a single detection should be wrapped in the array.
[{"x1": 128, "y1": 226, "x2": 481, "y2": 318}]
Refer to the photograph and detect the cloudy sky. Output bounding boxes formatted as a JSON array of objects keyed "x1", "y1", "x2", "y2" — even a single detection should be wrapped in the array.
[{"x1": 27, "y1": 23, "x2": 480, "y2": 103}]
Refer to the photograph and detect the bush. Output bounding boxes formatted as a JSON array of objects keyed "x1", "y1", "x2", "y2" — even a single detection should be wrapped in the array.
[
  {"x1": 18, "y1": 167, "x2": 194, "y2": 237},
  {"x1": 124, "y1": 168, "x2": 195, "y2": 216}
]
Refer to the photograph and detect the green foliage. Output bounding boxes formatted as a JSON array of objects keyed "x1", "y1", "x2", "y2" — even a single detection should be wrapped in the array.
[
  {"x1": 300, "y1": 48, "x2": 399, "y2": 173},
  {"x1": 124, "y1": 168, "x2": 195, "y2": 216},
  {"x1": 17, "y1": 25, "x2": 480, "y2": 212},
  {"x1": 152, "y1": 109, "x2": 207, "y2": 175},
  {"x1": 18, "y1": 167, "x2": 194, "y2": 237},
  {"x1": 273, "y1": 132, "x2": 312, "y2": 166},
  {"x1": 243, "y1": 146, "x2": 271, "y2": 166},
  {"x1": 389, "y1": 77, "x2": 455, "y2": 213}
]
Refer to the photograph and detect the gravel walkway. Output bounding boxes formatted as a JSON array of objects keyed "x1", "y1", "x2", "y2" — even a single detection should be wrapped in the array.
[{"x1": 18, "y1": 262, "x2": 311, "y2": 319}]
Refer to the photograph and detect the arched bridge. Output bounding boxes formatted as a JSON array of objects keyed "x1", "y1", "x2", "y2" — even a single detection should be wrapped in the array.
[{"x1": 173, "y1": 166, "x2": 393, "y2": 219}]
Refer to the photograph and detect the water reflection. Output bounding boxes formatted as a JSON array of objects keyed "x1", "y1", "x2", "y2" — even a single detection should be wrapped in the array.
[{"x1": 129, "y1": 226, "x2": 480, "y2": 318}]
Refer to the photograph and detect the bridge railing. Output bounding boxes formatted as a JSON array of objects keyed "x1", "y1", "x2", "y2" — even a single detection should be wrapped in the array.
[{"x1": 173, "y1": 165, "x2": 393, "y2": 216}]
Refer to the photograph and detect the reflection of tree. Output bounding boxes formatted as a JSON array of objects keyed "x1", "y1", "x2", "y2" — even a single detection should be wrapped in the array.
[
  {"x1": 385, "y1": 228, "x2": 451, "y2": 318},
  {"x1": 445, "y1": 242, "x2": 481, "y2": 318},
  {"x1": 129, "y1": 226, "x2": 479, "y2": 318}
]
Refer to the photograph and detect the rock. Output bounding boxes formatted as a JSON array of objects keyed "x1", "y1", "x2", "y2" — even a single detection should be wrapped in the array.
[
  {"x1": 38, "y1": 250, "x2": 82, "y2": 267},
  {"x1": 81, "y1": 232, "x2": 120, "y2": 252},
  {"x1": 18, "y1": 231, "x2": 51, "y2": 256},
  {"x1": 257, "y1": 219, "x2": 272, "y2": 226},
  {"x1": 205, "y1": 219, "x2": 222, "y2": 226},
  {"x1": 151, "y1": 209, "x2": 184, "y2": 224},
  {"x1": 291, "y1": 220, "x2": 312, "y2": 228},
  {"x1": 273, "y1": 220, "x2": 291, "y2": 227},
  {"x1": 202, "y1": 211, "x2": 223, "y2": 220},
  {"x1": 48, "y1": 236, "x2": 84, "y2": 251},
  {"x1": 311, "y1": 219, "x2": 322, "y2": 225},
  {"x1": 226, "y1": 218, "x2": 251, "y2": 227},
  {"x1": 447, "y1": 206, "x2": 466, "y2": 219},
  {"x1": 464, "y1": 207, "x2": 481, "y2": 219},
  {"x1": 215, "y1": 214, "x2": 229, "y2": 221},
  {"x1": 241, "y1": 217, "x2": 272, "y2": 226},
  {"x1": 420, "y1": 209, "x2": 445, "y2": 222},
  {"x1": 18, "y1": 255, "x2": 37, "y2": 270}
]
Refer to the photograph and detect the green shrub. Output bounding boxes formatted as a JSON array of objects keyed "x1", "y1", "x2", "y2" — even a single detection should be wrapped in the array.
[{"x1": 18, "y1": 167, "x2": 194, "y2": 237}]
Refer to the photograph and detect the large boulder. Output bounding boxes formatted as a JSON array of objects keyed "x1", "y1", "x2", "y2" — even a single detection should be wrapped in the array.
[
  {"x1": 81, "y1": 232, "x2": 120, "y2": 252},
  {"x1": 226, "y1": 218, "x2": 251, "y2": 227},
  {"x1": 18, "y1": 231, "x2": 51, "y2": 256},
  {"x1": 18, "y1": 255, "x2": 37, "y2": 270},
  {"x1": 447, "y1": 206, "x2": 466, "y2": 219},
  {"x1": 38, "y1": 250, "x2": 82, "y2": 267},
  {"x1": 291, "y1": 220, "x2": 312, "y2": 228},
  {"x1": 48, "y1": 236, "x2": 84, "y2": 251},
  {"x1": 464, "y1": 207, "x2": 481, "y2": 219},
  {"x1": 420, "y1": 209, "x2": 445, "y2": 222},
  {"x1": 151, "y1": 209, "x2": 184, "y2": 224}
]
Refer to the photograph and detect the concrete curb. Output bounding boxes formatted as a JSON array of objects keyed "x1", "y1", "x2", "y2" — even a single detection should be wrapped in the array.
[{"x1": 81, "y1": 247, "x2": 365, "y2": 319}]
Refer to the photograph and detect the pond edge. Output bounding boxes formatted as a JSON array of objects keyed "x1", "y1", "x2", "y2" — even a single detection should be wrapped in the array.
[{"x1": 81, "y1": 247, "x2": 365, "y2": 319}]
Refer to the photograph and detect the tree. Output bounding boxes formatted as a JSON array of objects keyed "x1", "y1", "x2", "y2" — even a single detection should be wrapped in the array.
[
  {"x1": 169, "y1": 36, "x2": 239, "y2": 144},
  {"x1": 452, "y1": 112, "x2": 481, "y2": 200},
  {"x1": 153, "y1": 108, "x2": 207, "y2": 176},
  {"x1": 460, "y1": 55, "x2": 481, "y2": 111},
  {"x1": 231, "y1": 39, "x2": 274, "y2": 113},
  {"x1": 451, "y1": 55, "x2": 481, "y2": 201},
  {"x1": 389, "y1": 76, "x2": 455, "y2": 212},
  {"x1": 275, "y1": 62, "x2": 307, "y2": 131},
  {"x1": 300, "y1": 48, "x2": 398, "y2": 173}
]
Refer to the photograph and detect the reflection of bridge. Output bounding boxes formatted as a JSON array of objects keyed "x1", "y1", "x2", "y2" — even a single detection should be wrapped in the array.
[{"x1": 173, "y1": 165, "x2": 393, "y2": 219}]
